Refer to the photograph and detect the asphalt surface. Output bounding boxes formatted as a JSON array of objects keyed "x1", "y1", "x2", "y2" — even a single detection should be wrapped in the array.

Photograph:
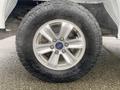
[
  {"x1": 0, "y1": 17, "x2": 120, "y2": 90},
  {"x1": 0, "y1": 36, "x2": 120, "y2": 90}
]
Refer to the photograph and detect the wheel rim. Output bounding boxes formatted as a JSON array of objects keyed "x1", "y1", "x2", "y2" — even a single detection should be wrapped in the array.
[{"x1": 33, "y1": 19, "x2": 86, "y2": 70}]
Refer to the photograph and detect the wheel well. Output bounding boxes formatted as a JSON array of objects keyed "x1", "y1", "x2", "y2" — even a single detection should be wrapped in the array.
[
  {"x1": 11, "y1": 1, "x2": 118, "y2": 36},
  {"x1": 81, "y1": 3, "x2": 118, "y2": 36}
]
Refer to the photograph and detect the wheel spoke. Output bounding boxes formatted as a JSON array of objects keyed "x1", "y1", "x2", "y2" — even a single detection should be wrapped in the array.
[
  {"x1": 48, "y1": 52, "x2": 60, "y2": 66},
  {"x1": 62, "y1": 49, "x2": 76, "y2": 64},
  {"x1": 67, "y1": 38, "x2": 84, "y2": 49},
  {"x1": 39, "y1": 25, "x2": 57, "y2": 42},
  {"x1": 36, "y1": 43, "x2": 53, "y2": 54},
  {"x1": 59, "y1": 22, "x2": 73, "y2": 39}
]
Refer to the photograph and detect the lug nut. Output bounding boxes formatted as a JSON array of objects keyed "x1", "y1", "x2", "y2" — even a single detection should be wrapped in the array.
[
  {"x1": 55, "y1": 50, "x2": 59, "y2": 54},
  {"x1": 62, "y1": 49, "x2": 66, "y2": 53},
  {"x1": 50, "y1": 45, "x2": 54, "y2": 49},
  {"x1": 60, "y1": 37, "x2": 64, "y2": 41},
  {"x1": 65, "y1": 43, "x2": 69, "y2": 47},
  {"x1": 53, "y1": 39, "x2": 57, "y2": 42}
]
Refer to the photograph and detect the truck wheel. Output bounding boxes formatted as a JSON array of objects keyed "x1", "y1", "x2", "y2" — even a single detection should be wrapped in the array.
[{"x1": 16, "y1": 0, "x2": 102, "y2": 83}]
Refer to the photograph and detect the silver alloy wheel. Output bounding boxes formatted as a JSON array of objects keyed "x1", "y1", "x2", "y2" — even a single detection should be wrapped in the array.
[{"x1": 33, "y1": 19, "x2": 86, "y2": 70}]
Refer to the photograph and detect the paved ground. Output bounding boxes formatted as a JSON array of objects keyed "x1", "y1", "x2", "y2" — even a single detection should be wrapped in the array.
[
  {"x1": 0, "y1": 36, "x2": 120, "y2": 90},
  {"x1": 0, "y1": 17, "x2": 120, "y2": 90}
]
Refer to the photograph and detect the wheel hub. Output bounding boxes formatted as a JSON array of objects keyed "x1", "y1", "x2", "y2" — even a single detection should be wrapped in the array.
[{"x1": 55, "y1": 42, "x2": 64, "y2": 50}]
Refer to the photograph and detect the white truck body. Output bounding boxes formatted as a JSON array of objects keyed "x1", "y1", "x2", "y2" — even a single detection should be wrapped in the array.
[
  {"x1": 0, "y1": 0, "x2": 17, "y2": 29},
  {"x1": 0, "y1": 0, "x2": 120, "y2": 38}
]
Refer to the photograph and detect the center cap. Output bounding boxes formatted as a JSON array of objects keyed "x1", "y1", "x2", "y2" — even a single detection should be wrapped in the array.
[{"x1": 55, "y1": 42, "x2": 64, "y2": 50}]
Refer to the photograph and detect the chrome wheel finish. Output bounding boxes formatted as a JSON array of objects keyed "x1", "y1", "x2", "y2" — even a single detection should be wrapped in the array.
[{"x1": 33, "y1": 19, "x2": 86, "y2": 70}]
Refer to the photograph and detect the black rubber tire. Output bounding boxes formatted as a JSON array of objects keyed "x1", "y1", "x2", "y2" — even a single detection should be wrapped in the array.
[{"x1": 16, "y1": 0, "x2": 102, "y2": 83}]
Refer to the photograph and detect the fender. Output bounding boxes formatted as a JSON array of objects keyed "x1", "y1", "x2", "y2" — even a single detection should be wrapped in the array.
[
  {"x1": 103, "y1": 0, "x2": 120, "y2": 39},
  {"x1": 0, "y1": 0, "x2": 18, "y2": 29}
]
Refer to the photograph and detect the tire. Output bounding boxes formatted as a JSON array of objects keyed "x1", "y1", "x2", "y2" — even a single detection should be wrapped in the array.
[{"x1": 16, "y1": 0, "x2": 102, "y2": 83}]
